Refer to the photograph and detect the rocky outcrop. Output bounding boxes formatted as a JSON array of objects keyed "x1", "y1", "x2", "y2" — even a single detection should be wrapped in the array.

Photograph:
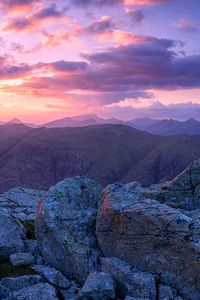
[
  {"x1": 96, "y1": 181, "x2": 200, "y2": 300},
  {"x1": 137, "y1": 159, "x2": 200, "y2": 211},
  {"x1": 1, "y1": 159, "x2": 200, "y2": 300},
  {"x1": 0, "y1": 209, "x2": 26, "y2": 261},
  {"x1": 35, "y1": 176, "x2": 102, "y2": 284}
]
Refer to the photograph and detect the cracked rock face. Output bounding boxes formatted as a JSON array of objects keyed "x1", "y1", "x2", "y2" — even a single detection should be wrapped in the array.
[
  {"x1": 96, "y1": 182, "x2": 200, "y2": 300},
  {"x1": 35, "y1": 176, "x2": 102, "y2": 284}
]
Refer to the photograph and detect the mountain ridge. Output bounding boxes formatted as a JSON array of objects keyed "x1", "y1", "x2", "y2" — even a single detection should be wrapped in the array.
[
  {"x1": 1, "y1": 115, "x2": 200, "y2": 136},
  {"x1": 0, "y1": 123, "x2": 200, "y2": 192}
]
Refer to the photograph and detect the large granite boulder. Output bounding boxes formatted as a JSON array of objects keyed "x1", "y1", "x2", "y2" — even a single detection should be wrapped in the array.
[
  {"x1": 96, "y1": 182, "x2": 200, "y2": 300},
  {"x1": 137, "y1": 159, "x2": 200, "y2": 211},
  {"x1": 35, "y1": 176, "x2": 102, "y2": 284},
  {"x1": 0, "y1": 208, "x2": 26, "y2": 261}
]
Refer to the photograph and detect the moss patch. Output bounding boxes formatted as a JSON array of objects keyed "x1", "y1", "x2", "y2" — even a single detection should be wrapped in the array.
[
  {"x1": 21, "y1": 221, "x2": 35, "y2": 239},
  {"x1": 0, "y1": 262, "x2": 36, "y2": 278}
]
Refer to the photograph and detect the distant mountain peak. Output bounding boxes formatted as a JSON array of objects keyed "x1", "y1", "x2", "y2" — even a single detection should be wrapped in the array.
[
  {"x1": 185, "y1": 118, "x2": 198, "y2": 123},
  {"x1": 72, "y1": 114, "x2": 98, "y2": 121},
  {"x1": 7, "y1": 118, "x2": 23, "y2": 124}
]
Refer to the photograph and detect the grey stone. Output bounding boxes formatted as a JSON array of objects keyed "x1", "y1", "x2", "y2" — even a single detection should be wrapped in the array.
[
  {"x1": 33, "y1": 265, "x2": 71, "y2": 288},
  {"x1": 0, "y1": 284, "x2": 11, "y2": 299},
  {"x1": 60, "y1": 285, "x2": 82, "y2": 300},
  {"x1": 158, "y1": 284, "x2": 173, "y2": 300},
  {"x1": 0, "y1": 187, "x2": 46, "y2": 222},
  {"x1": 125, "y1": 297, "x2": 150, "y2": 300},
  {"x1": 82, "y1": 271, "x2": 115, "y2": 300},
  {"x1": 34, "y1": 254, "x2": 48, "y2": 265},
  {"x1": 10, "y1": 252, "x2": 35, "y2": 266},
  {"x1": 0, "y1": 209, "x2": 26, "y2": 261},
  {"x1": 35, "y1": 176, "x2": 102, "y2": 284},
  {"x1": 96, "y1": 182, "x2": 200, "y2": 300},
  {"x1": 11, "y1": 283, "x2": 58, "y2": 300},
  {"x1": 101, "y1": 257, "x2": 156, "y2": 300},
  {"x1": 0, "y1": 275, "x2": 43, "y2": 291},
  {"x1": 24, "y1": 240, "x2": 38, "y2": 255}
]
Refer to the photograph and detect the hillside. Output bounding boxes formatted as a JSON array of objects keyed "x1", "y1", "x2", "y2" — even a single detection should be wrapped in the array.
[
  {"x1": 0, "y1": 123, "x2": 30, "y2": 157},
  {"x1": 0, "y1": 124, "x2": 200, "y2": 192}
]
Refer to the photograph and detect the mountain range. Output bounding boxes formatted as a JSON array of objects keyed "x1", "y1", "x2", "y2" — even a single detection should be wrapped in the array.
[
  {"x1": 0, "y1": 122, "x2": 200, "y2": 192},
  {"x1": 1, "y1": 115, "x2": 200, "y2": 136}
]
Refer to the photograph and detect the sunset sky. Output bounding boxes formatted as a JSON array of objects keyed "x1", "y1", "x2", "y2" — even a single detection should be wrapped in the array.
[{"x1": 0, "y1": 0, "x2": 200, "y2": 123}]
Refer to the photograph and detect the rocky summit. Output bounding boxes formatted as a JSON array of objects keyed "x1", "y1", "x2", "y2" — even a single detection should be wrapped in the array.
[{"x1": 1, "y1": 160, "x2": 200, "y2": 299}]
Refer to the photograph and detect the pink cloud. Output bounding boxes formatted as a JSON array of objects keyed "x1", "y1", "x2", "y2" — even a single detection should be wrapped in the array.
[
  {"x1": 124, "y1": 0, "x2": 170, "y2": 6},
  {"x1": 1, "y1": 3, "x2": 67, "y2": 33},
  {"x1": 0, "y1": 0, "x2": 39, "y2": 13},
  {"x1": 174, "y1": 17, "x2": 198, "y2": 33}
]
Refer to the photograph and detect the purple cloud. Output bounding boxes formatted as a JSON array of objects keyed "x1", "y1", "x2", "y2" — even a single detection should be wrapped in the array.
[
  {"x1": 71, "y1": 0, "x2": 122, "y2": 7},
  {"x1": 127, "y1": 9, "x2": 145, "y2": 24},
  {"x1": 33, "y1": 3, "x2": 67, "y2": 20},
  {"x1": 2, "y1": 4, "x2": 66, "y2": 32},
  {"x1": 2, "y1": 35, "x2": 200, "y2": 106},
  {"x1": 85, "y1": 16, "x2": 117, "y2": 35},
  {"x1": 70, "y1": 0, "x2": 170, "y2": 7},
  {"x1": 0, "y1": 56, "x2": 32, "y2": 79},
  {"x1": 41, "y1": 60, "x2": 89, "y2": 72}
]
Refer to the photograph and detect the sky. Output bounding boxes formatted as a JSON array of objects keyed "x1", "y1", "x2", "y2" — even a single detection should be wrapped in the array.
[{"x1": 0, "y1": 0, "x2": 200, "y2": 123}]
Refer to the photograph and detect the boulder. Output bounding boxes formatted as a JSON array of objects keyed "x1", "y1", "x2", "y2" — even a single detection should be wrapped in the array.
[
  {"x1": 0, "y1": 187, "x2": 46, "y2": 222},
  {"x1": 101, "y1": 257, "x2": 156, "y2": 299},
  {"x1": 11, "y1": 283, "x2": 58, "y2": 300},
  {"x1": 35, "y1": 176, "x2": 102, "y2": 284},
  {"x1": 33, "y1": 265, "x2": 71, "y2": 288},
  {"x1": 0, "y1": 209, "x2": 26, "y2": 261},
  {"x1": 96, "y1": 182, "x2": 200, "y2": 300},
  {"x1": 82, "y1": 271, "x2": 115, "y2": 300},
  {"x1": 0, "y1": 275, "x2": 43, "y2": 291},
  {"x1": 10, "y1": 252, "x2": 35, "y2": 266},
  {"x1": 158, "y1": 284, "x2": 173, "y2": 300}
]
